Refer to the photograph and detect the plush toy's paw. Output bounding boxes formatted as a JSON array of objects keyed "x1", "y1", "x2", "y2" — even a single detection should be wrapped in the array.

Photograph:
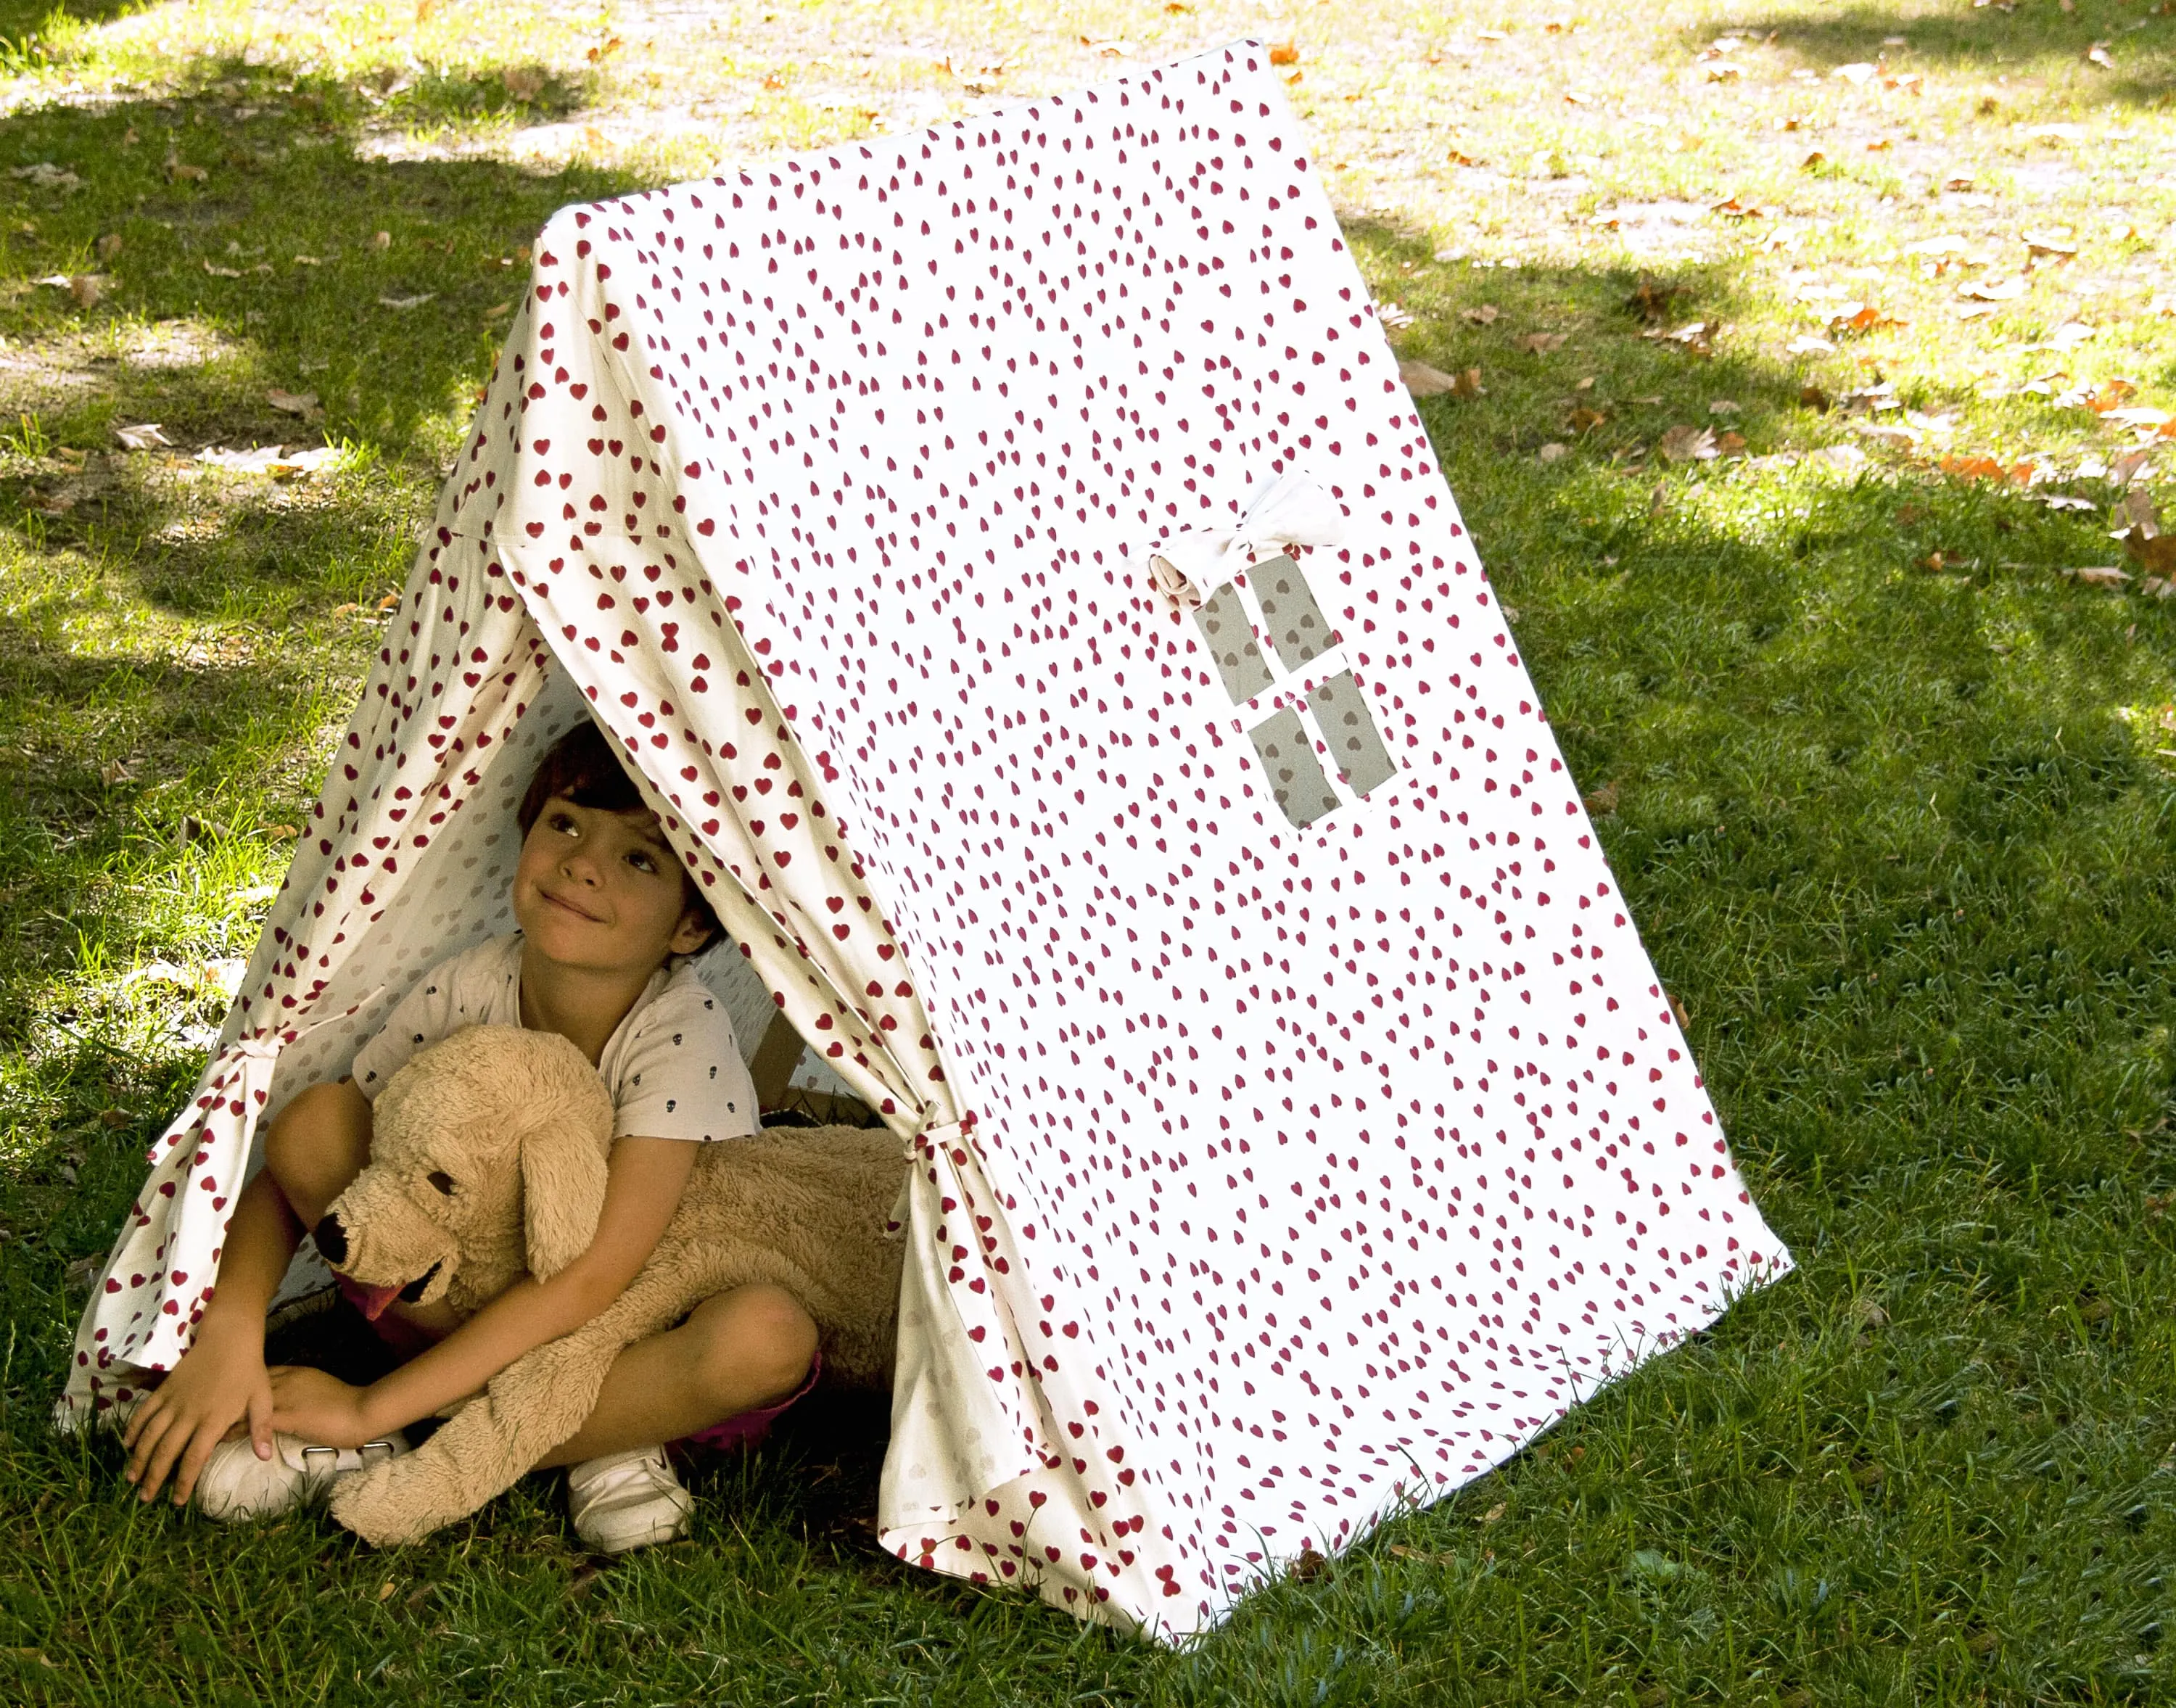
[{"x1": 327, "y1": 1454, "x2": 457, "y2": 1548}]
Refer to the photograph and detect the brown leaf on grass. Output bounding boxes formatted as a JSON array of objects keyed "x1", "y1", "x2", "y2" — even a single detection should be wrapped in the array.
[
  {"x1": 1658, "y1": 424, "x2": 1718, "y2": 463},
  {"x1": 1537, "y1": 442, "x2": 1568, "y2": 463},
  {"x1": 1715, "y1": 430, "x2": 1747, "y2": 455},
  {"x1": 371, "y1": 229, "x2": 392, "y2": 250},
  {"x1": 1626, "y1": 277, "x2": 1681, "y2": 322},
  {"x1": 416, "y1": 0, "x2": 439, "y2": 20},
  {"x1": 113, "y1": 423, "x2": 172, "y2": 450},
  {"x1": 1164, "y1": 1, "x2": 1195, "y2": 12},
  {"x1": 1865, "y1": 137, "x2": 1894, "y2": 153},
  {"x1": 1583, "y1": 779, "x2": 1620, "y2": 816},
  {"x1": 482, "y1": 299, "x2": 514, "y2": 321},
  {"x1": 2066, "y1": 565, "x2": 2132, "y2": 588},
  {"x1": 2022, "y1": 229, "x2": 2077, "y2": 260},
  {"x1": 1799, "y1": 384, "x2": 1831, "y2": 412},
  {"x1": 96, "y1": 231, "x2": 121, "y2": 262},
  {"x1": 1388, "y1": 1543, "x2": 1460, "y2": 1566},
  {"x1": 501, "y1": 67, "x2": 545, "y2": 101},
  {"x1": 1704, "y1": 63, "x2": 1743, "y2": 83},
  {"x1": 1461, "y1": 305, "x2": 1499, "y2": 326},
  {"x1": 1799, "y1": 149, "x2": 1827, "y2": 170},
  {"x1": 99, "y1": 1107, "x2": 131, "y2": 1129},
  {"x1": 1826, "y1": 302, "x2": 1903, "y2": 334},
  {"x1": 1569, "y1": 406, "x2": 1609, "y2": 434},
  {"x1": 1399, "y1": 359, "x2": 1460, "y2": 397},
  {"x1": 1288, "y1": 1544, "x2": 1327, "y2": 1582},
  {"x1": 2086, "y1": 41, "x2": 2115, "y2": 70},
  {"x1": 1267, "y1": 39, "x2": 1299, "y2": 65},
  {"x1": 1480, "y1": 1501, "x2": 1508, "y2": 1525},
  {"x1": 1831, "y1": 62, "x2": 1876, "y2": 84},
  {"x1": 2117, "y1": 491, "x2": 2176, "y2": 577},
  {"x1": 202, "y1": 260, "x2": 243, "y2": 279},
  {"x1": 1514, "y1": 331, "x2": 1567, "y2": 354},
  {"x1": 1647, "y1": 320, "x2": 1720, "y2": 356},
  {"x1": 266, "y1": 823, "x2": 300, "y2": 841},
  {"x1": 1446, "y1": 148, "x2": 1479, "y2": 167},
  {"x1": 1959, "y1": 277, "x2": 2027, "y2": 302},
  {"x1": 165, "y1": 156, "x2": 208, "y2": 183},
  {"x1": 267, "y1": 389, "x2": 320, "y2": 418}
]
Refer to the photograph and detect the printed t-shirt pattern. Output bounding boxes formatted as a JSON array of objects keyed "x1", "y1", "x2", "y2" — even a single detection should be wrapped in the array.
[{"x1": 352, "y1": 933, "x2": 757, "y2": 1143}]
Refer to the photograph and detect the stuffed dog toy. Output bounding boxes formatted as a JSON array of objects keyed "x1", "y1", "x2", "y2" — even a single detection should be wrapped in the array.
[{"x1": 310, "y1": 1023, "x2": 905, "y2": 1546}]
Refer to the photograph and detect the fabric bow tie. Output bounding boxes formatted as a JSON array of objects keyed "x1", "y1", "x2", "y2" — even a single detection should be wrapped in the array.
[{"x1": 1143, "y1": 469, "x2": 1348, "y2": 609}]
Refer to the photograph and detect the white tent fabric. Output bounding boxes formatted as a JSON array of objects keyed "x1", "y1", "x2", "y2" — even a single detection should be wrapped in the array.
[{"x1": 65, "y1": 43, "x2": 1791, "y2": 1637}]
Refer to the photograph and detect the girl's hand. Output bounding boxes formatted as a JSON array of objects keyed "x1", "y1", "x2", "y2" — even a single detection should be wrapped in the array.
[
  {"x1": 123, "y1": 1315, "x2": 273, "y2": 1507},
  {"x1": 268, "y1": 1366, "x2": 382, "y2": 1449}
]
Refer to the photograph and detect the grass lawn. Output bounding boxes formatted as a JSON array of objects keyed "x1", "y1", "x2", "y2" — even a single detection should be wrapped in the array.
[{"x1": 2, "y1": 0, "x2": 2175, "y2": 1701}]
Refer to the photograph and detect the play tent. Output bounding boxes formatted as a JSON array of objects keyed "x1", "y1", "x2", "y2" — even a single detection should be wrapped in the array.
[{"x1": 65, "y1": 44, "x2": 1791, "y2": 1637}]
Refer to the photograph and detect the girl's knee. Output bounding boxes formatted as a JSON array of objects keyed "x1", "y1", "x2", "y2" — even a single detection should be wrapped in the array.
[
  {"x1": 263, "y1": 1080, "x2": 371, "y2": 1219},
  {"x1": 698, "y1": 1285, "x2": 817, "y2": 1402}
]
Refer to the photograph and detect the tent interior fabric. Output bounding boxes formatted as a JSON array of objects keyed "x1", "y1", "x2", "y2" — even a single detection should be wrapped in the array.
[{"x1": 65, "y1": 43, "x2": 1792, "y2": 1638}]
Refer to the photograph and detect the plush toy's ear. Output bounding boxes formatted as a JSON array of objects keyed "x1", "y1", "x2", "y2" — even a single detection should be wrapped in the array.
[
  {"x1": 515, "y1": 1036, "x2": 617, "y2": 1281},
  {"x1": 522, "y1": 1110, "x2": 611, "y2": 1280}
]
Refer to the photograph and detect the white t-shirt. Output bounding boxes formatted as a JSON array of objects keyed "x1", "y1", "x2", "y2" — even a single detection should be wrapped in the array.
[{"x1": 350, "y1": 934, "x2": 758, "y2": 1143}]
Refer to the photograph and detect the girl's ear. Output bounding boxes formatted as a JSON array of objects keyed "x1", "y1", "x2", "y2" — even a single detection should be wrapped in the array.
[{"x1": 667, "y1": 904, "x2": 715, "y2": 957}]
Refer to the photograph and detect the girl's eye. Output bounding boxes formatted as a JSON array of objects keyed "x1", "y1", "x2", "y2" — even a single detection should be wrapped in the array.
[
  {"x1": 427, "y1": 1170, "x2": 456, "y2": 1197},
  {"x1": 548, "y1": 812, "x2": 578, "y2": 836},
  {"x1": 628, "y1": 851, "x2": 660, "y2": 874}
]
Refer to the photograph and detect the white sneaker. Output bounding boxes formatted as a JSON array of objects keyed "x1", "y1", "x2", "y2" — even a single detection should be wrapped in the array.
[
  {"x1": 566, "y1": 1445, "x2": 693, "y2": 1554},
  {"x1": 196, "y1": 1430, "x2": 409, "y2": 1524}
]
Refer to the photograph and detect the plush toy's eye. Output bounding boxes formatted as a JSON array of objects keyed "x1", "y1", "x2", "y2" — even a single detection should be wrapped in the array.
[{"x1": 427, "y1": 1170, "x2": 456, "y2": 1197}]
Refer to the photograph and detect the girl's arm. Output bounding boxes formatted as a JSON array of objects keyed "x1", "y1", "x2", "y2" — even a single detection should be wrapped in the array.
[{"x1": 269, "y1": 1135, "x2": 698, "y2": 1444}]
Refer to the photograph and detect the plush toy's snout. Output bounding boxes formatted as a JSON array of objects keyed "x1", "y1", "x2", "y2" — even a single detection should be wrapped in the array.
[{"x1": 315, "y1": 1026, "x2": 615, "y2": 1323}]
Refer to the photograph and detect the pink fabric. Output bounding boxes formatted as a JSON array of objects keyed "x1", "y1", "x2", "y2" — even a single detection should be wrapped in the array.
[
  {"x1": 333, "y1": 1275, "x2": 443, "y2": 1362},
  {"x1": 675, "y1": 1348, "x2": 820, "y2": 1453}
]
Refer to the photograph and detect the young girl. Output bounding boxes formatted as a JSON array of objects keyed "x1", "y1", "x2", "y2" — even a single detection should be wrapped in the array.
[{"x1": 120, "y1": 722, "x2": 820, "y2": 1552}]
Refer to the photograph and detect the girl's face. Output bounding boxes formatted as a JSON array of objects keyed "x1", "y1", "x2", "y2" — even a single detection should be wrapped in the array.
[{"x1": 512, "y1": 796, "x2": 711, "y2": 975}]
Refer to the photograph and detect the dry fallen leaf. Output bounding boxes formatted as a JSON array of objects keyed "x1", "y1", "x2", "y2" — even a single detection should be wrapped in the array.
[
  {"x1": 1513, "y1": 331, "x2": 1567, "y2": 354},
  {"x1": 2066, "y1": 564, "x2": 2132, "y2": 588},
  {"x1": 1398, "y1": 359, "x2": 1459, "y2": 397},
  {"x1": 1826, "y1": 302, "x2": 1902, "y2": 334},
  {"x1": 202, "y1": 259, "x2": 242, "y2": 279},
  {"x1": 114, "y1": 423, "x2": 173, "y2": 450},
  {"x1": 2022, "y1": 229, "x2": 2077, "y2": 260},
  {"x1": 377, "y1": 292, "x2": 436, "y2": 310},
  {"x1": 1958, "y1": 277, "x2": 2027, "y2": 302},
  {"x1": 1480, "y1": 1501, "x2": 1508, "y2": 1525},
  {"x1": 266, "y1": 388, "x2": 320, "y2": 416},
  {"x1": 1832, "y1": 62, "x2": 1876, "y2": 84},
  {"x1": 1787, "y1": 334, "x2": 1837, "y2": 356},
  {"x1": 1800, "y1": 149, "x2": 1827, "y2": 170},
  {"x1": 2086, "y1": 41, "x2": 2114, "y2": 70},
  {"x1": 1568, "y1": 406, "x2": 1609, "y2": 434},
  {"x1": 96, "y1": 231, "x2": 122, "y2": 263},
  {"x1": 1448, "y1": 367, "x2": 1485, "y2": 399},
  {"x1": 165, "y1": 157, "x2": 208, "y2": 183},
  {"x1": 1537, "y1": 442, "x2": 1568, "y2": 463},
  {"x1": 1583, "y1": 780, "x2": 1620, "y2": 816},
  {"x1": 372, "y1": 229, "x2": 392, "y2": 250},
  {"x1": 1799, "y1": 384, "x2": 1831, "y2": 411},
  {"x1": 1460, "y1": 305, "x2": 1499, "y2": 326},
  {"x1": 502, "y1": 66, "x2": 545, "y2": 101},
  {"x1": 1387, "y1": 1543, "x2": 1460, "y2": 1567},
  {"x1": 1267, "y1": 39, "x2": 1298, "y2": 66},
  {"x1": 1658, "y1": 424, "x2": 1719, "y2": 463}
]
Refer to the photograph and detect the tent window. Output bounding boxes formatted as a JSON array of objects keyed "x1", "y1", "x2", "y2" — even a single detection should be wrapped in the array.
[
  {"x1": 1248, "y1": 706, "x2": 1341, "y2": 827},
  {"x1": 1192, "y1": 585, "x2": 1275, "y2": 704},
  {"x1": 1250, "y1": 551, "x2": 1341, "y2": 672},
  {"x1": 1309, "y1": 670, "x2": 1396, "y2": 798}
]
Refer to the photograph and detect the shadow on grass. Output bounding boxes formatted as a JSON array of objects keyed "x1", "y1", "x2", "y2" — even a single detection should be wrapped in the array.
[
  {"x1": 1723, "y1": 0, "x2": 2176, "y2": 105},
  {"x1": 0, "y1": 80, "x2": 2173, "y2": 1708}
]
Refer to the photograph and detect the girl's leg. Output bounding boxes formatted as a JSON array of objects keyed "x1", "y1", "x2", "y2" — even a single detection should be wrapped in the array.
[
  {"x1": 534, "y1": 1284, "x2": 819, "y2": 1467},
  {"x1": 262, "y1": 1078, "x2": 374, "y2": 1226}
]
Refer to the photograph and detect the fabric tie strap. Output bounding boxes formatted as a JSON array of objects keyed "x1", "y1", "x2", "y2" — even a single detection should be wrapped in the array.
[{"x1": 1143, "y1": 469, "x2": 1347, "y2": 609}]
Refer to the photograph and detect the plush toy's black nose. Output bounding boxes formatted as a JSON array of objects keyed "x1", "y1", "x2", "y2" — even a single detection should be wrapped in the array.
[{"x1": 313, "y1": 1213, "x2": 347, "y2": 1266}]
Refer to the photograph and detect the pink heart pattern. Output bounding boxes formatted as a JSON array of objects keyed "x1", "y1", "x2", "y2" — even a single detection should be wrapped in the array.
[{"x1": 64, "y1": 44, "x2": 1790, "y2": 1638}]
